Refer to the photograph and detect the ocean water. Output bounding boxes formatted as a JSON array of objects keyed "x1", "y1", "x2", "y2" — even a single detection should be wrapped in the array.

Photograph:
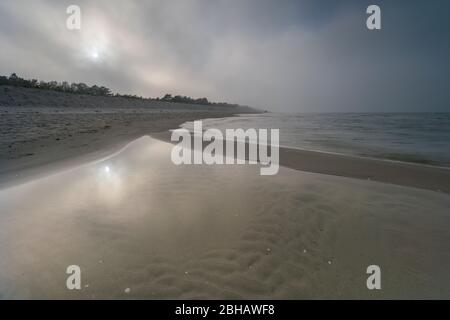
[{"x1": 181, "y1": 113, "x2": 450, "y2": 167}]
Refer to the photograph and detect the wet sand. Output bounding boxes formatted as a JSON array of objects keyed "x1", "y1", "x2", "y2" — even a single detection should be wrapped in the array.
[
  {"x1": 0, "y1": 107, "x2": 251, "y2": 189},
  {"x1": 153, "y1": 131, "x2": 450, "y2": 194},
  {"x1": 0, "y1": 136, "x2": 449, "y2": 299},
  {"x1": 2, "y1": 102, "x2": 449, "y2": 194},
  {"x1": 278, "y1": 146, "x2": 450, "y2": 193}
]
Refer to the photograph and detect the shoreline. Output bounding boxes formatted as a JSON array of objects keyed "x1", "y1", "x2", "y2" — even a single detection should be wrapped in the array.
[
  {"x1": 152, "y1": 131, "x2": 450, "y2": 194},
  {"x1": 1, "y1": 111, "x2": 449, "y2": 193}
]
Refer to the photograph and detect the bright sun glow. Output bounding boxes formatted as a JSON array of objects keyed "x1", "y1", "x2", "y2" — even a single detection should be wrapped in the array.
[
  {"x1": 104, "y1": 166, "x2": 110, "y2": 173},
  {"x1": 91, "y1": 51, "x2": 99, "y2": 59}
]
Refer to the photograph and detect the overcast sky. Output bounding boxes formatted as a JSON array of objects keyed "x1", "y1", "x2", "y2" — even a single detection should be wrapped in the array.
[{"x1": 0, "y1": 0, "x2": 449, "y2": 112}]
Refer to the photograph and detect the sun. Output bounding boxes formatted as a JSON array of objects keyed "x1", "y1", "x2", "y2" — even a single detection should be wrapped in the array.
[
  {"x1": 86, "y1": 45, "x2": 102, "y2": 62},
  {"x1": 91, "y1": 51, "x2": 99, "y2": 60}
]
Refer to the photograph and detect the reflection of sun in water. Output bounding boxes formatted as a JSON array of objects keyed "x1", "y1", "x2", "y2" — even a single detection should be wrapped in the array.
[{"x1": 96, "y1": 164, "x2": 123, "y2": 205}]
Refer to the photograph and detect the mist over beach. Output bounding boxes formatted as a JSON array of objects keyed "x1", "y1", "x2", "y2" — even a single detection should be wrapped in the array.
[{"x1": 1, "y1": 0, "x2": 450, "y2": 302}]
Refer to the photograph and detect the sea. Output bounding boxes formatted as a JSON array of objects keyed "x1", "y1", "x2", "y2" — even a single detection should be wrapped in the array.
[{"x1": 181, "y1": 112, "x2": 450, "y2": 167}]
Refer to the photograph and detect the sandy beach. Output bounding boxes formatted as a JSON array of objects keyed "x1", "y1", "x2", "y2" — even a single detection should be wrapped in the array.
[
  {"x1": 1, "y1": 136, "x2": 449, "y2": 299},
  {"x1": 1, "y1": 88, "x2": 450, "y2": 300},
  {"x1": 1, "y1": 95, "x2": 450, "y2": 299}
]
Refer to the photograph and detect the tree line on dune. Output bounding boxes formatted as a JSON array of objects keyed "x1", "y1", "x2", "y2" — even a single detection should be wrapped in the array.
[{"x1": 0, "y1": 73, "x2": 240, "y2": 107}]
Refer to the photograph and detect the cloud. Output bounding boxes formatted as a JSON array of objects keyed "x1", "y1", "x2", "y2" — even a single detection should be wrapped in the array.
[{"x1": 0, "y1": 0, "x2": 449, "y2": 112}]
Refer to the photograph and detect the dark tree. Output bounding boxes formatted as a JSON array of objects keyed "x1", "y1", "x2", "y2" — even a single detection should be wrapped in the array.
[{"x1": 0, "y1": 73, "x2": 240, "y2": 107}]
